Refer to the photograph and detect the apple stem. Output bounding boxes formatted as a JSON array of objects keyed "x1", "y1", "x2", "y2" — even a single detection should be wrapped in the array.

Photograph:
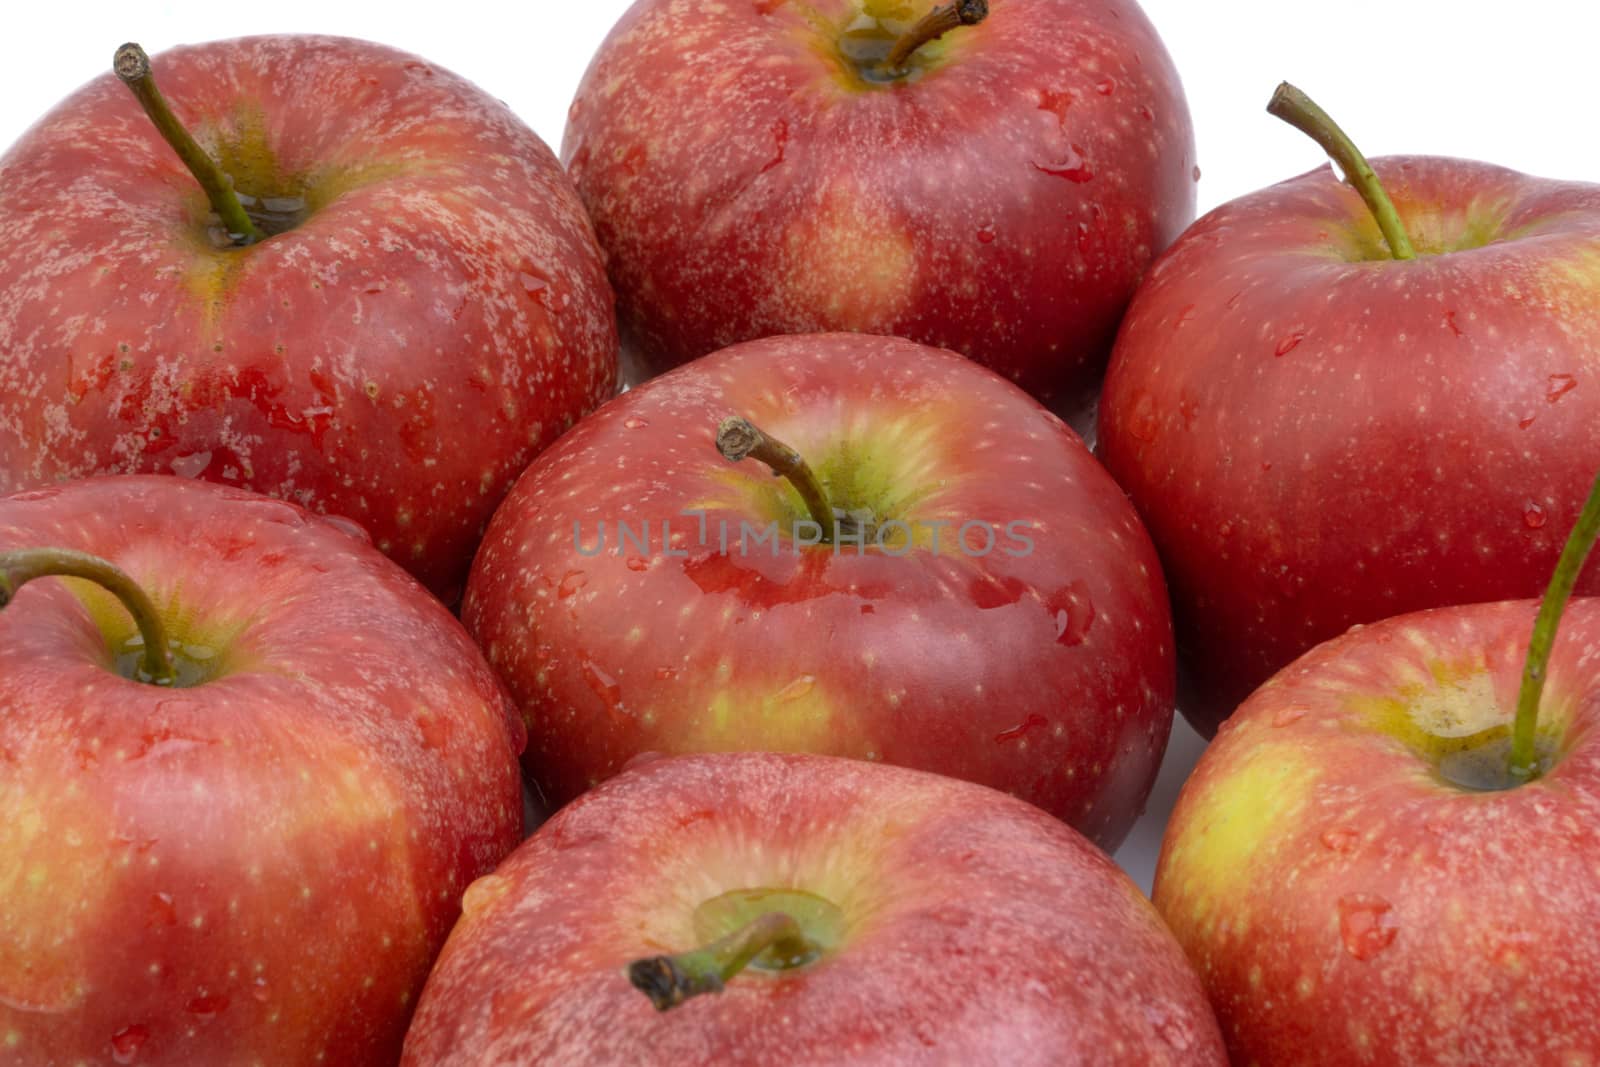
[
  {"x1": 627, "y1": 911, "x2": 812, "y2": 1012},
  {"x1": 1266, "y1": 82, "x2": 1416, "y2": 261},
  {"x1": 0, "y1": 547, "x2": 176, "y2": 686},
  {"x1": 1508, "y1": 469, "x2": 1600, "y2": 781},
  {"x1": 716, "y1": 417, "x2": 838, "y2": 543},
  {"x1": 884, "y1": 0, "x2": 988, "y2": 73},
  {"x1": 114, "y1": 42, "x2": 265, "y2": 247}
]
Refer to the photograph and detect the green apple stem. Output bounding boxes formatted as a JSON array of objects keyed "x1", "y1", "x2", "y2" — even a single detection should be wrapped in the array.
[
  {"x1": 716, "y1": 417, "x2": 838, "y2": 543},
  {"x1": 1266, "y1": 82, "x2": 1416, "y2": 261},
  {"x1": 114, "y1": 42, "x2": 264, "y2": 247},
  {"x1": 627, "y1": 911, "x2": 813, "y2": 1012},
  {"x1": 1508, "y1": 469, "x2": 1600, "y2": 780},
  {"x1": 884, "y1": 0, "x2": 989, "y2": 72},
  {"x1": 0, "y1": 547, "x2": 175, "y2": 686}
]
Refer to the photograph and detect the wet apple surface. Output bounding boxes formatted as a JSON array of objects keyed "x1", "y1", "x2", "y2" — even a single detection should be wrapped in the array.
[
  {"x1": 0, "y1": 35, "x2": 620, "y2": 602},
  {"x1": 563, "y1": 0, "x2": 1197, "y2": 408},
  {"x1": 0, "y1": 476, "x2": 525, "y2": 1064},
  {"x1": 402, "y1": 752, "x2": 1228, "y2": 1065},
  {"x1": 464, "y1": 332, "x2": 1175, "y2": 849},
  {"x1": 1154, "y1": 601, "x2": 1600, "y2": 1063},
  {"x1": 1099, "y1": 152, "x2": 1600, "y2": 735}
]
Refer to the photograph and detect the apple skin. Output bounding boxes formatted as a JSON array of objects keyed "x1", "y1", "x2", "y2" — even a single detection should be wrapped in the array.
[
  {"x1": 0, "y1": 476, "x2": 525, "y2": 1064},
  {"x1": 401, "y1": 751, "x2": 1227, "y2": 1065},
  {"x1": 463, "y1": 332, "x2": 1175, "y2": 850},
  {"x1": 562, "y1": 0, "x2": 1196, "y2": 408},
  {"x1": 1153, "y1": 600, "x2": 1600, "y2": 1065},
  {"x1": 1097, "y1": 156, "x2": 1600, "y2": 735},
  {"x1": 0, "y1": 35, "x2": 619, "y2": 603}
]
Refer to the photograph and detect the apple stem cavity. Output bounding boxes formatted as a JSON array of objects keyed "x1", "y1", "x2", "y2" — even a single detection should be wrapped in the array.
[
  {"x1": 883, "y1": 0, "x2": 989, "y2": 74},
  {"x1": 1508, "y1": 468, "x2": 1600, "y2": 781},
  {"x1": 1266, "y1": 82, "x2": 1416, "y2": 261},
  {"x1": 114, "y1": 42, "x2": 265, "y2": 247},
  {"x1": 0, "y1": 547, "x2": 176, "y2": 686},
  {"x1": 716, "y1": 416, "x2": 838, "y2": 543},
  {"x1": 627, "y1": 911, "x2": 815, "y2": 1012}
]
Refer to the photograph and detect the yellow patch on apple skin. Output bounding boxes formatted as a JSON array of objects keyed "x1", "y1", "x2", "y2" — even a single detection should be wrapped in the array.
[
  {"x1": 1351, "y1": 661, "x2": 1504, "y2": 747},
  {"x1": 1547, "y1": 243, "x2": 1600, "y2": 334},
  {"x1": 0, "y1": 789, "x2": 105, "y2": 1014},
  {"x1": 692, "y1": 679, "x2": 839, "y2": 754},
  {"x1": 775, "y1": 180, "x2": 915, "y2": 333},
  {"x1": 1157, "y1": 742, "x2": 1316, "y2": 931}
]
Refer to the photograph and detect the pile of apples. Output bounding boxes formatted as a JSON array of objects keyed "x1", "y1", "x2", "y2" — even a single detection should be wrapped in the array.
[{"x1": 0, "y1": 2, "x2": 1597, "y2": 1064}]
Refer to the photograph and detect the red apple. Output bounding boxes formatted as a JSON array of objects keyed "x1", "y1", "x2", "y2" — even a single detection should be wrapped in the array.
[
  {"x1": 0, "y1": 35, "x2": 619, "y2": 603},
  {"x1": 1153, "y1": 596, "x2": 1600, "y2": 1062},
  {"x1": 1098, "y1": 87, "x2": 1600, "y2": 734},
  {"x1": 563, "y1": 0, "x2": 1196, "y2": 408},
  {"x1": 1153, "y1": 466, "x2": 1600, "y2": 1064},
  {"x1": 463, "y1": 332, "x2": 1174, "y2": 849},
  {"x1": 402, "y1": 751, "x2": 1226, "y2": 1065},
  {"x1": 0, "y1": 475, "x2": 525, "y2": 1064}
]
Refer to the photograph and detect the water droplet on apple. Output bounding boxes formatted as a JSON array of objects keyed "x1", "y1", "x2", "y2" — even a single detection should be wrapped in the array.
[
  {"x1": 1138, "y1": 105, "x2": 1154, "y2": 121},
  {"x1": 1338, "y1": 894, "x2": 1397, "y2": 960},
  {"x1": 320, "y1": 514, "x2": 373, "y2": 544},
  {"x1": 995, "y1": 714, "x2": 1048, "y2": 743},
  {"x1": 976, "y1": 225, "x2": 996, "y2": 245},
  {"x1": 1320, "y1": 827, "x2": 1359, "y2": 853},
  {"x1": 1548, "y1": 374, "x2": 1578, "y2": 403},
  {"x1": 581, "y1": 659, "x2": 623, "y2": 712},
  {"x1": 557, "y1": 570, "x2": 588, "y2": 599},
  {"x1": 1143, "y1": 1002, "x2": 1193, "y2": 1051},
  {"x1": 1519, "y1": 415, "x2": 1537, "y2": 430},
  {"x1": 1032, "y1": 145, "x2": 1094, "y2": 183},
  {"x1": 1192, "y1": 165, "x2": 1202, "y2": 183},
  {"x1": 1047, "y1": 580, "x2": 1095, "y2": 646},
  {"x1": 1275, "y1": 332, "x2": 1306, "y2": 357},
  {"x1": 168, "y1": 451, "x2": 213, "y2": 479},
  {"x1": 1524, "y1": 503, "x2": 1548, "y2": 529},
  {"x1": 1271, "y1": 704, "x2": 1309, "y2": 728},
  {"x1": 622, "y1": 416, "x2": 649, "y2": 430},
  {"x1": 653, "y1": 666, "x2": 679, "y2": 681},
  {"x1": 251, "y1": 976, "x2": 270, "y2": 1002},
  {"x1": 111, "y1": 1024, "x2": 149, "y2": 1063},
  {"x1": 1094, "y1": 77, "x2": 1116, "y2": 96},
  {"x1": 148, "y1": 892, "x2": 177, "y2": 927},
  {"x1": 186, "y1": 993, "x2": 228, "y2": 1019},
  {"x1": 626, "y1": 556, "x2": 650, "y2": 572},
  {"x1": 5, "y1": 486, "x2": 63, "y2": 503},
  {"x1": 775, "y1": 676, "x2": 816, "y2": 703},
  {"x1": 519, "y1": 268, "x2": 554, "y2": 309}
]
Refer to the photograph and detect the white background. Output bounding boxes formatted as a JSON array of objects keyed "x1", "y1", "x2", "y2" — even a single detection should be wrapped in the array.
[{"x1": 6, "y1": 2, "x2": 1596, "y2": 891}]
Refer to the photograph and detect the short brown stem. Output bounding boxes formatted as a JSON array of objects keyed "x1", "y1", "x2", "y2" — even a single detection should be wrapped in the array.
[
  {"x1": 884, "y1": 0, "x2": 988, "y2": 72},
  {"x1": 0, "y1": 547, "x2": 175, "y2": 686},
  {"x1": 114, "y1": 42, "x2": 264, "y2": 247},
  {"x1": 627, "y1": 911, "x2": 812, "y2": 1012},
  {"x1": 716, "y1": 417, "x2": 838, "y2": 543}
]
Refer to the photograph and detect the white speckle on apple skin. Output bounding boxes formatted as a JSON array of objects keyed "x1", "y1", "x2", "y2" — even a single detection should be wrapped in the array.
[{"x1": 0, "y1": 35, "x2": 620, "y2": 603}]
